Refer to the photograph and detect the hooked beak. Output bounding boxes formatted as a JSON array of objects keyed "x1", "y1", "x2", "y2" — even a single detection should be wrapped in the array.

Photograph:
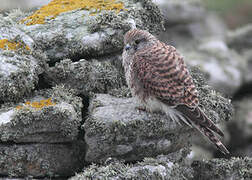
[{"x1": 125, "y1": 44, "x2": 131, "y2": 51}]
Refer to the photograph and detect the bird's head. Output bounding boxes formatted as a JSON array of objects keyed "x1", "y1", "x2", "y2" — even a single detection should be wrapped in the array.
[{"x1": 123, "y1": 28, "x2": 156, "y2": 55}]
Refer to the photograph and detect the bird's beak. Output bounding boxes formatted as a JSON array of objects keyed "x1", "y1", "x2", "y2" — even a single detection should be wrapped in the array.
[{"x1": 125, "y1": 44, "x2": 131, "y2": 51}]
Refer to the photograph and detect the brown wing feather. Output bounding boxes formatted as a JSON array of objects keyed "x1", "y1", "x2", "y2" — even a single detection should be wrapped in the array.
[{"x1": 131, "y1": 42, "x2": 198, "y2": 107}]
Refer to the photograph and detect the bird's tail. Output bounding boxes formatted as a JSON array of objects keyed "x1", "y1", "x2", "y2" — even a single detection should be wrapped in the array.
[{"x1": 175, "y1": 104, "x2": 229, "y2": 155}]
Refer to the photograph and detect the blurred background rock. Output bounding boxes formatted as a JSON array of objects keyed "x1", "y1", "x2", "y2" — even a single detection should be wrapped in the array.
[{"x1": 0, "y1": 0, "x2": 251, "y2": 178}]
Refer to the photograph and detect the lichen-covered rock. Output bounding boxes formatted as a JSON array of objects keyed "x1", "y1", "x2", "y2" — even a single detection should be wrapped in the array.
[
  {"x1": 192, "y1": 157, "x2": 252, "y2": 180},
  {"x1": 0, "y1": 86, "x2": 83, "y2": 143},
  {"x1": 83, "y1": 68, "x2": 232, "y2": 163},
  {"x1": 0, "y1": 86, "x2": 85, "y2": 177},
  {"x1": 180, "y1": 40, "x2": 244, "y2": 95},
  {"x1": 84, "y1": 93, "x2": 193, "y2": 163},
  {"x1": 70, "y1": 149, "x2": 194, "y2": 180},
  {"x1": 14, "y1": 0, "x2": 164, "y2": 62},
  {"x1": 46, "y1": 58, "x2": 125, "y2": 95},
  {"x1": 0, "y1": 142, "x2": 85, "y2": 177},
  {"x1": 0, "y1": 25, "x2": 46, "y2": 102}
]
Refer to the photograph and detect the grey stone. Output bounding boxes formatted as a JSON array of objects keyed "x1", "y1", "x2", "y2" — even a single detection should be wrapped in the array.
[
  {"x1": 0, "y1": 142, "x2": 86, "y2": 177},
  {"x1": 233, "y1": 144, "x2": 252, "y2": 158},
  {"x1": 228, "y1": 97, "x2": 252, "y2": 149},
  {"x1": 46, "y1": 58, "x2": 125, "y2": 95},
  {"x1": 16, "y1": 0, "x2": 164, "y2": 62},
  {"x1": 192, "y1": 157, "x2": 252, "y2": 180},
  {"x1": 228, "y1": 24, "x2": 252, "y2": 52},
  {"x1": 0, "y1": 86, "x2": 83, "y2": 143},
  {"x1": 84, "y1": 93, "x2": 193, "y2": 163},
  {"x1": 0, "y1": 25, "x2": 46, "y2": 103},
  {"x1": 70, "y1": 149, "x2": 194, "y2": 180},
  {"x1": 155, "y1": 0, "x2": 206, "y2": 25},
  {"x1": 180, "y1": 39, "x2": 244, "y2": 95}
]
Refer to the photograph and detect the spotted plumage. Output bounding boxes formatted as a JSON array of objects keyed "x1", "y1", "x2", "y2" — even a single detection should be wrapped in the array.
[{"x1": 122, "y1": 28, "x2": 229, "y2": 154}]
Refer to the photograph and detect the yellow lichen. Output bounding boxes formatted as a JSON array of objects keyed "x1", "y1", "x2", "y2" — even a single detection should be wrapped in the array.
[
  {"x1": 21, "y1": 0, "x2": 126, "y2": 26},
  {"x1": 16, "y1": 98, "x2": 56, "y2": 110},
  {"x1": 0, "y1": 39, "x2": 30, "y2": 51}
]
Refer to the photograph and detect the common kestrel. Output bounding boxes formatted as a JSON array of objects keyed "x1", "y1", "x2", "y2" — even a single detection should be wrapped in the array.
[{"x1": 122, "y1": 28, "x2": 229, "y2": 154}]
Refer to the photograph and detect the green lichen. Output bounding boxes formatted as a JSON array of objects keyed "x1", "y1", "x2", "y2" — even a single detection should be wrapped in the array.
[
  {"x1": 70, "y1": 149, "x2": 193, "y2": 180},
  {"x1": 190, "y1": 67, "x2": 233, "y2": 124},
  {"x1": 192, "y1": 157, "x2": 252, "y2": 180},
  {"x1": 47, "y1": 59, "x2": 125, "y2": 96}
]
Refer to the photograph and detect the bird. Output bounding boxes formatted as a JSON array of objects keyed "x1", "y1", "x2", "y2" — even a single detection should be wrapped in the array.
[{"x1": 122, "y1": 28, "x2": 229, "y2": 155}]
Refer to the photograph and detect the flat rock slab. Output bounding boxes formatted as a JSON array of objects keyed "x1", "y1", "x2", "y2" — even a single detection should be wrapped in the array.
[
  {"x1": 0, "y1": 142, "x2": 85, "y2": 177},
  {"x1": 47, "y1": 59, "x2": 125, "y2": 95},
  {"x1": 70, "y1": 149, "x2": 194, "y2": 180},
  {"x1": 0, "y1": 86, "x2": 83, "y2": 143},
  {"x1": 84, "y1": 94, "x2": 193, "y2": 163},
  {"x1": 16, "y1": 0, "x2": 163, "y2": 62}
]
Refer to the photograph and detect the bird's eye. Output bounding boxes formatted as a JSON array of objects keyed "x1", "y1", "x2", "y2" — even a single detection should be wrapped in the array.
[{"x1": 135, "y1": 39, "x2": 141, "y2": 44}]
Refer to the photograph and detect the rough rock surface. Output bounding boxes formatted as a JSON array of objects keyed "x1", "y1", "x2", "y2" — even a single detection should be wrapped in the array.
[
  {"x1": 16, "y1": 0, "x2": 164, "y2": 63},
  {"x1": 70, "y1": 149, "x2": 194, "y2": 180},
  {"x1": 84, "y1": 68, "x2": 233, "y2": 163},
  {"x1": 46, "y1": 58, "x2": 125, "y2": 95},
  {"x1": 70, "y1": 155, "x2": 252, "y2": 180},
  {"x1": 0, "y1": 25, "x2": 46, "y2": 103},
  {"x1": 192, "y1": 157, "x2": 252, "y2": 180},
  {"x1": 0, "y1": 86, "x2": 85, "y2": 177},
  {"x1": 84, "y1": 93, "x2": 192, "y2": 163}
]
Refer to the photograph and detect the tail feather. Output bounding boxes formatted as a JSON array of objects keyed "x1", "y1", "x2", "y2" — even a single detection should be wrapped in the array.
[
  {"x1": 198, "y1": 124, "x2": 229, "y2": 154},
  {"x1": 176, "y1": 105, "x2": 224, "y2": 137},
  {"x1": 175, "y1": 104, "x2": 229, "y2": 155}
]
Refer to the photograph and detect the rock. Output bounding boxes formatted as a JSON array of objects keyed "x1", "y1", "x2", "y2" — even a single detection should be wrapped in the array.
[
  {"x1": 70, "y1": 149, "x2": 194, "y2": 180},
  {"x1": 228, "y1": 97, "x2": 252, "y2": 151},
  {"x1": 0, "y1": 86, "x2": 83, "y2": 143},
  {"x1": 46, "y1": 58, "x2": 125, "y2": 95},
  {"x1": 187, "y1": 146, "x2": 214, "y2": 162},
  {"x1": 227, "y1": 24, "x2": 252, "y2": 84},
  {"x1": 155, "y1": 0, "x2": 227, "y2": 47},
  {"x1": 181, "y1": 39, "x2": 244, "y2": 95},
  {"x1": 0, "y1": 86, "x2": 86, "y2": 177},
  {"x1": 0, "y1": 25, "x2": 46, "y2": 103},
  {"x1": 233, "y1": 144, "x2": 252, "y2": 157},
  {"x1": 13, "y1": 0, "x2": 164, "y2": 63},
  {"x1": 84, "y1": 68, "x2": 233, "y2": 163},
  {"x1": 242, "y1": 51, "x2": 252, "y2": 83},
  {"x1": 84, "y1": 94, "x2": 192, "y2": 163},
  {"x1": 155, "y1": 0, "x2": 206, "y2": 25},
  {"x1": 228, "y1": 24, "x2": 252, "y2": 52},
  {"x1": 0, "y1": 143, "x2": 85, "y2": 177},
  {"x1": 192, "y1": 157, "x2": 252, "y2": 180}
]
